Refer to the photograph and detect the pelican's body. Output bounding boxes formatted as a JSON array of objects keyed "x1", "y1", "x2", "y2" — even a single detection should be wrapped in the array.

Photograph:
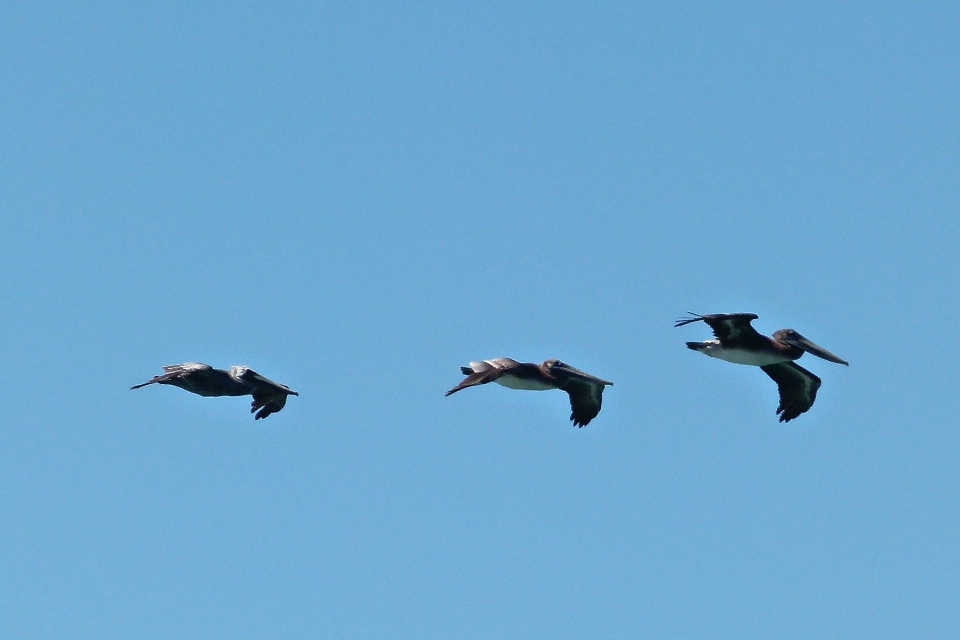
[
  {"x1": 689, "y1": 341, "x2": 797, "y2": 367},
  {"x1": 676, "y1": 313, "x2": 848, "y2": 422},
  {"x1": 445, "y1": 358, "x2": 613, "y2": 427},
  {"x1": 132, "y1": 363, "x2": 298, "y2": 420}
]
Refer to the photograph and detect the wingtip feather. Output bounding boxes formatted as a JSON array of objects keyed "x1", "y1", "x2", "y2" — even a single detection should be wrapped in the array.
[{"x1": 674, "y1": 312, "x2": 704, "y2": 328}]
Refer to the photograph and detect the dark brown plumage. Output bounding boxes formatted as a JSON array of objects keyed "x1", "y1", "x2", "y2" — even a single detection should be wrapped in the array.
[
  {"x1": 446, "y1": 358, "x2": 613, "y2": 427},
  {"x1": 131, "y1": 363, "x2": 298, "y2": 420},
  {"x1": 677, "y1": 312, "x2": 848, "y2": 423}
]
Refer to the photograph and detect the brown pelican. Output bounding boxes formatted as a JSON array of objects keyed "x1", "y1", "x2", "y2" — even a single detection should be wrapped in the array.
[
  {"x1": 131, "y1": 363, "x2": 298, "y2": 420},
  {"x1": 675, "y1": 313, "x2": 848, "y2": 422},
  {"x1": 445, "y1": 358, "x2": 613, "y2": 427}
]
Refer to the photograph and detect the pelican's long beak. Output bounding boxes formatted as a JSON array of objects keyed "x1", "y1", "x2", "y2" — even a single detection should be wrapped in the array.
[
  {"x1": 787, "y1": 335, "x2": 849, "y2": 366},
  {"x1": 552, "y1": 362, "x2": 614, "y2": 386}
]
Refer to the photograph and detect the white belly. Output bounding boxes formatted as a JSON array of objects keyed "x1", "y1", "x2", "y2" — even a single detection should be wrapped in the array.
[
  {"x1": 699, "y1": 342, "x2": 791, "y2": 366},
  {"x1": 495, "y1": 376, "x2": 555, "y2": 391}
]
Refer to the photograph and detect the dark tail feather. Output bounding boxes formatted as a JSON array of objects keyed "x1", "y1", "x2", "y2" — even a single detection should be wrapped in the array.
[
  {"x1": 686, "y1": 341, "x2": 706, "y2": 351},
  {"x1": 460, "y1": 366, "x2": 473, "y2": 375}
]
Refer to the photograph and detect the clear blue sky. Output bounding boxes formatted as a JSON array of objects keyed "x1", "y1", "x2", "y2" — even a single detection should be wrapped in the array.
[{"x1": 2, "y1": 2, "x2": 958, "y2": 638}]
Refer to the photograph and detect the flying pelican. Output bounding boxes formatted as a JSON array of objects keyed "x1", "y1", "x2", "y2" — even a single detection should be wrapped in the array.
[
  {"x1": 675, "y1": 313, "x2": 848, "y2": 422},
  {"x1": 445, "y1": 358, "x2": 613, "y2": 427},
  {"x1": 131, "y1": 363, "x2": 299, "y2": 420}
]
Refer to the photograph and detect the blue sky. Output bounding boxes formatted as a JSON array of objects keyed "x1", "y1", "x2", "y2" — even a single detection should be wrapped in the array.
[{"x1": 2, "y1": 2, "x2": 959, "y2": 637}]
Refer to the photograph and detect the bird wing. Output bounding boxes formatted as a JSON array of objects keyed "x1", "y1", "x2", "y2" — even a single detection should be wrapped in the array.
[
  {"x1": 675, "y1": 313, "x2": 763, "y2": 343},
  {"x1": 549, "y1": 362, "x2": 611, "y2": 427},
  {"x1": 235, "y1": 368, "x2": 297, "y2": 419},
  {"x1": 557, "y1": 378, "x2": 606, "y2": 427},
  {"x1": 445, "y1": 359, "x2": 512, "y2": 396},
  {"x1": 250, "y1": 388, "x2": 289, "y2": 420},
  {"x1": 760, "y1": 362, "x2": 822, "y2": 423},
  {"x1": 131, "y1": 362, "x2": 213, "y2": 390},
  {"x1": 162, "y1": 362, "x2": 211, "y2": 375}
]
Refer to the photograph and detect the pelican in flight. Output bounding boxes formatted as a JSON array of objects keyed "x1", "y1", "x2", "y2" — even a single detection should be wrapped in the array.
[
  {"x1": 445, "y1": 358, "x2": 613, "y2": 427},
  {"x1": 131, "y1": 363, "x2": 298, "y2": 420},
  {"x1": 675, "y1": 313, "x2": 848, "y2": 422}
]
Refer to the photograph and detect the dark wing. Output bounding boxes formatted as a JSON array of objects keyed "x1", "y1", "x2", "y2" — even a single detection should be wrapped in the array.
[
  {"x1": 549, "y1": 362, "x2": 612, "y2": 427},
  {"x1": 250, "y1": 389, "x2": 289, "y2": 420},
  {"x1": 675, "y1": 312, "x2": 763, "y2": 343},
  {"x1": 130, "y1": 362, "x2": 212, "y2": 390},
  {"x1": 236, "y1": 368, "x2": 297, "y2": 420},
  {"x1": 558, "y1": 378, "x2": 605, "y2": 427},
  {"x1": 760, "y1": 362, "x2": 822, "y2": 423},
  {"x1": 445, "y1": 361, "x2": 508, "y2": 397}
]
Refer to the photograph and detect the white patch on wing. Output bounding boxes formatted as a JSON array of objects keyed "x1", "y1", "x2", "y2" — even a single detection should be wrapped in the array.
[
  {"x1": 696, "y1": 341, "x2": 792, "y2": 366},
  {"x1": 471, "y1": 358, "x2": 515, "y2": 372}
]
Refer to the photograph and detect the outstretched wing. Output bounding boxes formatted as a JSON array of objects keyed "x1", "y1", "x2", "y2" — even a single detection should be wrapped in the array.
[
  {"x1": 130, "y1": 362, "x2": 212, "y2": 390},
  {"x1": 550, "y1": 362, "x2": 612, "y2": 427},
  {"x1": 760, "y1": 362, "x2": 822, "y2": 423},
  {"x1": 250, "y1": 389, "x2": 289, "y2": 420},
  {"x1": 675, "y1": 312, "x2": 763, "y2": 343},
  {"x1": 445, "y1": 360, "x2": 512, "y2": 396},
  {"x1": 558, "y1": 379, "x2": 606, "y2": 427},
  {"x1": 235, "y1": 368, "x2": 297, "y2": 420}
]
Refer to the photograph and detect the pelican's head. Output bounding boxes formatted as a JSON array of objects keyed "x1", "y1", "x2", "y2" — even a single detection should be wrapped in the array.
[{"x1": 775, "y1": 329, "x2": 849, "y2": 366}]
